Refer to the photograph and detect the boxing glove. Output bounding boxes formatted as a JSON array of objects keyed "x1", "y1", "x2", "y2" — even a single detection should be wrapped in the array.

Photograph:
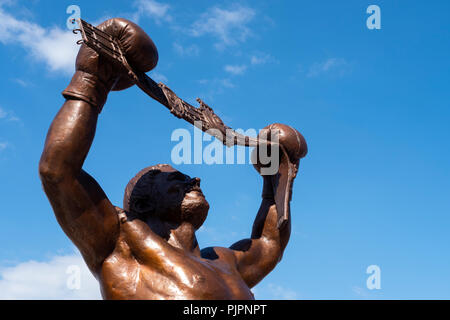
[
  {"x1": 62, "y1": 18, "x2": 158, "y2": 112},
  {"x1": 252, "y1": 123, "x2": 308, "y2": 176}
]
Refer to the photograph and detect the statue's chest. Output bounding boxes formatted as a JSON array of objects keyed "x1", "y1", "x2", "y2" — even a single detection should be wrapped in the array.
[{"x1": 100, "y1": 235, "x2": 253, "y2": 300}]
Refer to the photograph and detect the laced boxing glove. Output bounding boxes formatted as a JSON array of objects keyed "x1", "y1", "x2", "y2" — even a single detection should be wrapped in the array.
[
  {"x1": 62, "y1": 18, "x2": 158, "y2": 112},
  {"x1": 252, "y1": 123, "x2": 308, "y2": 176},
  {"x1": 252, "y1": 123, "x2": 307, "y2": 219}
]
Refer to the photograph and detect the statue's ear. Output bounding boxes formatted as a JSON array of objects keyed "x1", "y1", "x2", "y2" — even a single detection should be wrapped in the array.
[
  {"x1": 272, "y1": 146, "x2": 298, "y2": 229},
  {"x1": 131, "y1": 198, "x2": 155, "y2": 215}
]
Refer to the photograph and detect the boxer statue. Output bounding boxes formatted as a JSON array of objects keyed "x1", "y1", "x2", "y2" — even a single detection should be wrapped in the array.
[{"x1": 39, "y1": 18, "x2": 307, "y2": 299}]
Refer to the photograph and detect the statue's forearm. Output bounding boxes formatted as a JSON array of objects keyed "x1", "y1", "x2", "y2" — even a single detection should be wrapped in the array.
[
  {"x1": 251, "y1": 177, "x2": 291, "y2": 251},
  {"x1": 39, "y1": 99, "x2": 98, "y2": 182}
]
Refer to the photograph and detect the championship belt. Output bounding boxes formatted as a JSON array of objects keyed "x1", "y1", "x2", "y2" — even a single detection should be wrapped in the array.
[{"x1": 73, "y1": 19, "x2": 303, "y2": 228}]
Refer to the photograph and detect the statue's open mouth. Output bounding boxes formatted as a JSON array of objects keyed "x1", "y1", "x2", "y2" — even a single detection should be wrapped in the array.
[{"x1": 186, "y1": 185, "x2": 203, "y2": 195}]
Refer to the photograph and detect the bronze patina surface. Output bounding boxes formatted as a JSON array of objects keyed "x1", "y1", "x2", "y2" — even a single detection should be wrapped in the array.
[{"x1": 39, "y1": 18, "x2": 307, "y2": 300}]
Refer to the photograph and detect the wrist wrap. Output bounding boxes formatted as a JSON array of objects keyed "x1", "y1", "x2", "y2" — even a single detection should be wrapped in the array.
[{"x1": 62, "y1": 71, "x2": 111, "y2": 113}]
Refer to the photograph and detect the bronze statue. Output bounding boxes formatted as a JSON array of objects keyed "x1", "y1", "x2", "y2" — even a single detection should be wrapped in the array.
[{"x1": 39, "y1": 18, "x2": 307, "y2": 300}]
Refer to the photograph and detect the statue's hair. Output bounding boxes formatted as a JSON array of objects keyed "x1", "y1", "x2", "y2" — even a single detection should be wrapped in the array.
[{"x1": 123, "y1": 164, "x2": 175, "y2": 213}]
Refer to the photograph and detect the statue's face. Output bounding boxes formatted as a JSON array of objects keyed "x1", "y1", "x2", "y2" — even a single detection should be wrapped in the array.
[{"x1": 150, "y1": 168, "x2": 209, "y2": 229}]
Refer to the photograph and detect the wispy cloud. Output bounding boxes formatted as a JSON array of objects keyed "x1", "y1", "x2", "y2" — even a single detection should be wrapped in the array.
[
  {"x1": 267, "y1": 283, "x2": 299, "y2": 299},
  {"x1": 352, "y1": 285, "x2": 370, "y2": 298},
  {"x1": 0, "y1": 253, "x2": 101, "y2": 299},
  {"x1": 222, "y1": 53, "x2": 276, "y2": 79},
  {"x1": 307, "y1": 58, "x2": 349, "y2": 78},
  {"x1": 12, "y1": 78, "x2": 32, "y2": 87},
  {"x1": 133, "y1": 0, "x2": 172, "y2": 24},
  {"x1": 150, "y1": 71, "x2": 168, "y2": 83},
  {"x1": 253, "y1": 283, "x2": 299, "y2": 300},
  {"x1": 224, "y1": 64, "x2": 247, "y2": 75},
  {"x1": 198, "y1": 78, "x2": 234, "y2": 89},
  {"x1": 0, "y1": 5, "x2": 80, "y2": 75},
  {"x1": 0, "y1": 141, "x2": 8, "y2": 152},
  {"x1": 173, "y1": 42, "x2": 200, "y2": 57},
  {"x1": 197, "y1": 225, "x2": 223, "y2": 242},
  {"x1": 197, "y1": 224, "x2": 241, "y2": 243},
  {"x1": 190, "y1": 5, "x2": 255, "y2": 50},
  {"x1": 0, "y1": 107, "x2": 19, "y2": 122},
  {"x1": 196, "y1": 77, "x2": 235, "y2": 102},
  {"x1": 250, "y1": 52, "x2": 276, "y2": 65}
]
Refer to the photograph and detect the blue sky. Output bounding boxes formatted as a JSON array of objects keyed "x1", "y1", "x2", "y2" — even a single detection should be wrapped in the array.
[{"x1": 0, "y1": 0, "x2": 449, "y2": 299}]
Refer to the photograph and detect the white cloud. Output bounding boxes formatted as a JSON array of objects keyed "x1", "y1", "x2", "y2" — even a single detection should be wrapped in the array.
[
  {"x1": 250, "y1": 52, "x2": 276, "y2": 65},
  {"x1": 0, "y1": 142, "x2": 8, "y2": 151},
  {"x1": 267, "y1": 283, "x2": 298, "y2": 299},
  {"x1": 133, "y1": 0, "x2": 172, "y2": 24},
  {"x1": 150, "y1": 71, "x2": 168, "y2": 83},
  {"x1": 352, "y1": 285, "x2": 369, "y2": 297},
  {"x1": 191, "y1": 5, "x2": 255, "y2": 50},
  {"x1": 0, "y1": 252, "x2": 300, "y2": 300},
  {"x1": 224, "y1": 64, "x2": 247, "y2": 75},
  {"x1": 197, "y1": 225, "x2": 222, "y2": 242},
  {"x1": 0, "y1": 107, "x2": 7, "y2": 119},
  {"x1": 173, "y1": 42, "x2": 200, "y2": 57},
  {"x1": 0, "y1": 107, "x2": 19, "y2": 122},
  {"x1": 219, "y1": 79, "x2": 234, "y2": 88},
  {"x1": 195, "y1": 78, "x2": 235, "y2": 102},
  {"x1": 0, "y1": 6, "x2": 80, "y2": 75},
  {"x1": 32, "y1": 28, "x2": 80, "y2": 74},
  {"x1": 0, "y1": 253, "x2": 101, "y2": 299},
  {"x1": 307, "y1": 58, "x2": 348, "y2": 78},
  {"x1": 253, "y1": 283, "x2": 299, "y2": 300},
  {"x1": 197, "y1": 225, "x2": 238, "y2": 242},
  {"x1": 12, "y1": 78, "x2": 31, "y2": 87},
  {"x1": 251, "y1": 55, "x2": 267, "y2": 65}
]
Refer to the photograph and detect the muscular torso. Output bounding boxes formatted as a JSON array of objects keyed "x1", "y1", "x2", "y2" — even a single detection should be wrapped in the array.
[
  {"x1": 99, "y1": 212, "x2": 254, "y2": 300},
  {"x1": 40, "y1": 80, "x2": 296, "y2": 300}
]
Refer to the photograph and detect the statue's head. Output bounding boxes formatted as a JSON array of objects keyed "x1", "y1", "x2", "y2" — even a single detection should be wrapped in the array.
[{"x1": 123, "y1": 164, "x2": 209, "y2": 229}]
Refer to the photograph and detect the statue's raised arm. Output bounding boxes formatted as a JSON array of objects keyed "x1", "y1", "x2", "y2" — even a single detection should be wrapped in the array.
[
  {"x1": 38, "y1": 18, "x2": 158, "y2": 276},
  {"x1": 203, "y1": 124, "x2": 307, "y2": 288}
]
